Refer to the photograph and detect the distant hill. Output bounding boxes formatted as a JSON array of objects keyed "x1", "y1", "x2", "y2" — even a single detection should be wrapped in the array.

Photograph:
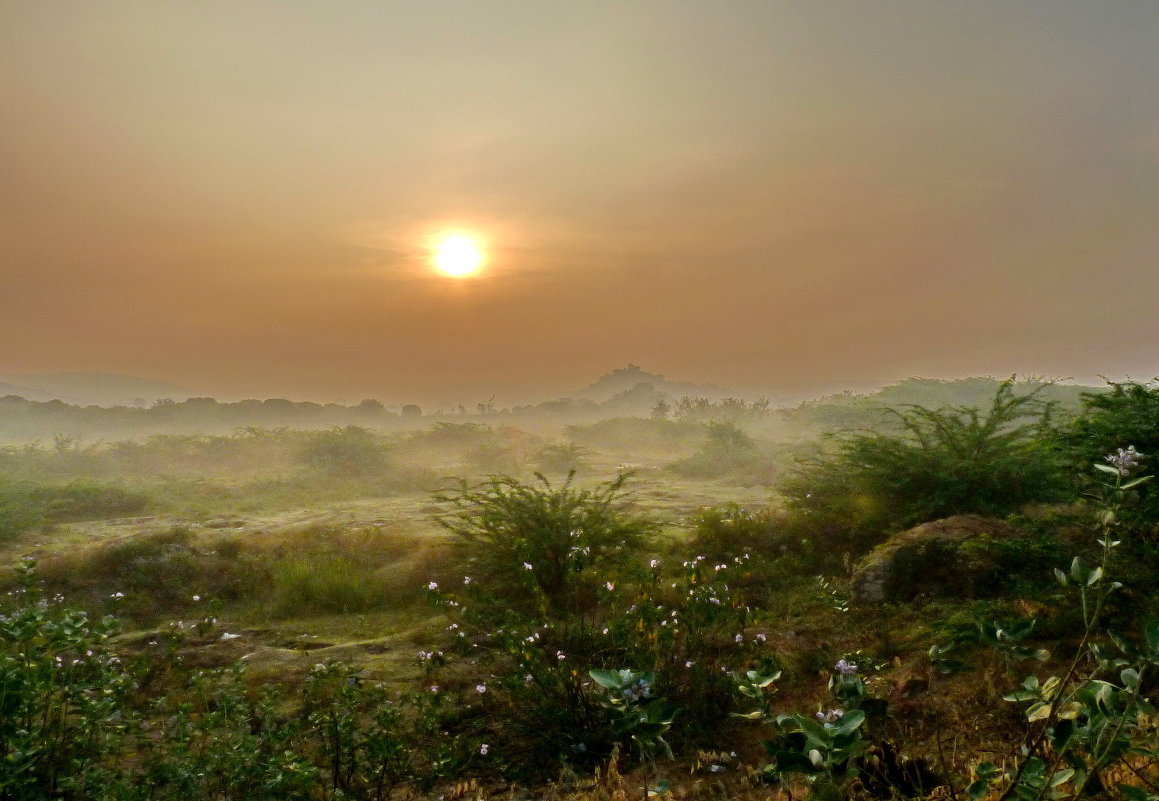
[
  {"x1": 0, "y1": 380, "x2": 55, "y2": 402},
  {"x1": 570, "y1": 364, "x2": 731, "y2": 403},
  {"x1": 0, "y1": 372, "x2": 196, "y2": 407}
]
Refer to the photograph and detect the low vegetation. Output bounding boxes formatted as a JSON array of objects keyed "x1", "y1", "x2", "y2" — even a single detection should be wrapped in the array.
[{"x1": 3, "y1": 377, "x2": 1159, "y2": 800}]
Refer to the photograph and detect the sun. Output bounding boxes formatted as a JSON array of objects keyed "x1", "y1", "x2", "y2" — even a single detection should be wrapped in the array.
[{"x1": 432, "y1": 233, "x2": 485, "y2": 278}]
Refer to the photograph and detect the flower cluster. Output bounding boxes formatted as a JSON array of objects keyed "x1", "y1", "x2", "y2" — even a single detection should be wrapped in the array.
[
  {"x1": 834, "y1": 658, "x2": 858, "y2": 676},
  {"x1": 1105, "y1": 445, "x2": 1145, "y2": 477},
  {"x1": 620, "y1": 674, "x2": 652, "y2": 702},
  {"x1": 816, "y1": 707, "x2": 844, "y2": 723}
]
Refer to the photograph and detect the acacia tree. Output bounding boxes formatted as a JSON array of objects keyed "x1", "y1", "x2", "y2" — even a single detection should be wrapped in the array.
[
  {"x1": 782, "y1": 380, "x2": 1067, "y2": 555},
  {"x1": 434, "y1": 472, "x2": 654, "y2": 619}
]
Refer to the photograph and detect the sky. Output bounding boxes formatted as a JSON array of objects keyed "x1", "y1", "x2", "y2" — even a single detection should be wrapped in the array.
[{"x1": 2, "y1": 1, "x2": 1159, "y2": 406}]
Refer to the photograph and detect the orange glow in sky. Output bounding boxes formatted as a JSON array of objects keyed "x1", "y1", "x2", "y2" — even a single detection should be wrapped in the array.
[
  {"x1": 3, "y1": 3, "x2": 1159, "y2": 403},
  {"x1": 432, "y1": 233, "x2": 485, "y2": 278}
]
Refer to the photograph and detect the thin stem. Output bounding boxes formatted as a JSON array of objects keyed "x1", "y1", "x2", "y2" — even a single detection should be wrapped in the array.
[{"x1": 999, "y1": 480, "x2": 1124, "y2": 801}]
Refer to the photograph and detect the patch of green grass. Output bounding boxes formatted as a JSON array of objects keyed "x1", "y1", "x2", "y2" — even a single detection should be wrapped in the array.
[{"x1": 267, "y1": 556, "x2": 394, "y2": 618}]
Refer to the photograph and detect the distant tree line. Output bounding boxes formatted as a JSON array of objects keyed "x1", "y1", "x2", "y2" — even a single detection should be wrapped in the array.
[{"x1": 0, "y1": 394, "x2": 403, "y2": 441}]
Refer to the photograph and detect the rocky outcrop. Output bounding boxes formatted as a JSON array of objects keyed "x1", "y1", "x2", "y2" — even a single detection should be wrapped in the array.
[{"x1": 850, "y1": 515, "x2": 1018, "y2": 605}]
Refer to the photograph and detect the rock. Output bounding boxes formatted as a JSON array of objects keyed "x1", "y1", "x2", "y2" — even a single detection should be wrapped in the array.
[{"x1": 850, "y1": 515, "x2": 1018, "y2": 604}]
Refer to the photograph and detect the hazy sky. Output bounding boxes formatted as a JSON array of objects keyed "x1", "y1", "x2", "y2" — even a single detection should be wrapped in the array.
[{"x1": 3, "y1": 1, "x2": 1159, "y2": 405}]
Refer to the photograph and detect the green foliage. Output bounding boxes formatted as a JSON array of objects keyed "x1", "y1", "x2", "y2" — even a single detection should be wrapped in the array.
[
  {"x1": 588, "y1": 669, "x2": 679, "y2": 762},
  {"x1": 736, "y1": 658, "x2": 872, "y2": 795},
  {"x1": 533, "y1": 442, "x2": 587, "y2": 474},
  {"x1": 435, "y1": 472, "x2": 655, "y2": 619},
  {"x1": 0, "y1": 560, "x2": 486, "y2": 799},
  {"x1": 564, "y1": 417, "x2": 703, "y2": 462},
  {"x1": 669, "y1": 421, "x2": 762, "y2": 477},
  {"x1": 783, "y1": 380, "x2": 1067, "y2": 555},
  {"x1": 0, "y1": 481, "x2": 44, "y2": 539},
  {"x1": 672, "y1": 397, "x2": 771, "y2": 424},
  {"x1": 300, "y1": 661, "x2": 471, "y2": 798},
  {"x1": 0, "y1": 560, "x2": 133, "y2": 799},
  {"x1": 794, "y1": 377, "x2": 1088, "y2": 434},
  {"x1": 423, "y1": 550, "x2": 763, "y2": 779},
  {"x1": 0, "y1": 479, "x2": 149, "y2": 539},
  {"x1": 297, "y1": 425, "x2": 388, "y2": 477},
  {"x1": 33, "y1": 479, "x2": 149, "y2": 522},
  {"x1": 687, "y1": 504, "x2": 818, "y2": 604},
  {"x1": 690, "y1": 503, "x2": 776, "y2": 560},
  {"x1": 1055, "y1": 381, "x2": 1159, "y2": 530},
  {"x1": 268, "y1": 556, "x2": 392, "y2": 618},
  {"x1": 12, "y1": 388, "x2": 1159, "y2": 799},
  {"x1": 138, "y1": 665, "x2": 320, "y2": 801},
  {"x1": 40, "y1": 527, "x2": 249, "y2": 624},
  {"x1": 961, "y1": 459, "x2": 1159, "y2": 801}
]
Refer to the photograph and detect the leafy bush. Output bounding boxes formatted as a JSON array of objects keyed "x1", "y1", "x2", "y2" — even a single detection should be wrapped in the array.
[
  {"x1": 1054, "y1": 381, "x2": 1159, "y2": 532},
  {"x1": 0, "y1": 560, "x2": 483, "y2": 799},
  {"x1": 782, "y1": 380, "x2": 1067, "y2": 556},
  {"x1": 434, "y1": 472, "x2": 655, "y2": 619},
  {"x1": 37, "y1": 526, "x2": 257, "y2": 624},
  {"x1": 33, "y1": 479, "x2": 150, "y2": 521},
  {"x1": 0, "y1": 561, "x2": 134, "y2": 799},
  {"x1": 669, "y1": 421, "x2": 762, "y2": 477},
  {"x1": 425, "y1": 552, "x2": 763, "y2": 779},
  {"x1": 0, "y1": 480, "x2": 44, "y2": 539},
  {"x1": 956, "y1": 455, "x2": 1159, "y2": 801},
  {"x1": 423, "y1": 474, "x2": 770, "y2": 778},
  {"x1": 297, "y1": 425, "x2": 388, "y2": 477},
  {"x1": 687, "y1": 504, "x2": 819, "y2": 601}
]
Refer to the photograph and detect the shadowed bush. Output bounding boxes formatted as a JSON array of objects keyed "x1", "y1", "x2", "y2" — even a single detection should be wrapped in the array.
[{"x1": 782, "y1": 380, "x2": 1068, "y2": 559}]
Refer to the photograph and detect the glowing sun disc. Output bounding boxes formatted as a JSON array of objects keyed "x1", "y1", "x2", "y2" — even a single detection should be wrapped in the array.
[{"x1": 433, "y1": 234, "x2": 484, "y2": 277}]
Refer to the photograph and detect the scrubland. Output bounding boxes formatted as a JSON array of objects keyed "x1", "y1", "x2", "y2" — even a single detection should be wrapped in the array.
[{"x1": 3, "y1": 377, "x2": 1159, "y2": 801}]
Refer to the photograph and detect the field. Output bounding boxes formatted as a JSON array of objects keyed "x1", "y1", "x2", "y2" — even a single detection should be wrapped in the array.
[{"x1": 3, "y1": 376, "x2": 1159, "y2": 801}]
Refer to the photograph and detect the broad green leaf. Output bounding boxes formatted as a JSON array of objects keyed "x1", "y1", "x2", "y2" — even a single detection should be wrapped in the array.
[
  {"x1": 588, "y1": 669, "x2": 623, "y2": 689},
  {"x1": 1050, "y1": 768, "x2": 1074, "y2": 787},
  {"x1": 833, "y1": 709, "x2": 866, "y2": 736},
  {"x1": 1041, "y1": 675, "x2": 1061, "y2": 698},
  {"x1": 975, "y1": 761, "x2": 999, "y2": 777},
  {"x1": 1026, "y1": 702, "x2": 1052, "y2": 721},
  {"x1": 967, "y1": 779, "x2": 991, "y2": 801},
  {"x1": 1095, "y1": 680, "x2": 1115, "y2": 709},
  {"x1": 796, "y1": 715, "x2": 831, "y2": 749},
  {"x1": 747, "y1": 670, "x2": 781, "y2": 687}
]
